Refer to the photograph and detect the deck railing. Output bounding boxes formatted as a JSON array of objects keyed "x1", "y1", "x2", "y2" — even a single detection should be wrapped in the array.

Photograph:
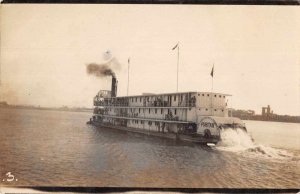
[
  {"x1": 94, "y1": 99, "x2": 196, "y2": 107},
  {"x1": 95, "y1": 112, "x2": 187, "y2": 122}
]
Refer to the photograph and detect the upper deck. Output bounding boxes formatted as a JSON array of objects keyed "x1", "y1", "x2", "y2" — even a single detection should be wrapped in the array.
[{"x1": 94, "y1": 90, "x2": 230, "y2": 109}]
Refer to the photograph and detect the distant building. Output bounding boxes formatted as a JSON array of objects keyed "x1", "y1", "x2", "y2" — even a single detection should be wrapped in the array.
[
  {"x1": 0, "y1": 101, "x2": 8, "y2": 107},
  {"x1": 259, "y1": 105, "x2": 300, "y2": 123},
  {"x1": 262, "y1": 105, "x2": 274, "y2": 117},
  {"x1": 231, "y1": 105, "x2": 300, "y2": 123}
]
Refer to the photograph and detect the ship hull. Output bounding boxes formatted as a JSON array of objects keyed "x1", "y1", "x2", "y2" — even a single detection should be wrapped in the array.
[{"x1": 87, "y1": 121, "x2": 219, "y2": 144}]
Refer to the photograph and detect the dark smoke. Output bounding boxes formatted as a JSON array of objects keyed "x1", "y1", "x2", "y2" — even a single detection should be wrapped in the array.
[
  {"x1": 86, "y1": 63, "x2": 115, "y2": 78},
  {"x1": 86, "y1": 57, "x2": 121, "y2": 78}
]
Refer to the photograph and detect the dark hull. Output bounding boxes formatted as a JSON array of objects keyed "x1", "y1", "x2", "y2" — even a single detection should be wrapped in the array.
[{"x1": 87, "y1": 121, "x2": 219, "y2": 144}]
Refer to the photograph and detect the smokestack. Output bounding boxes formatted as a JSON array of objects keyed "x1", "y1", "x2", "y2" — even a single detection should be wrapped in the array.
[{"x1": 111, "y1": 76, "x2": 118, "y2": 97}]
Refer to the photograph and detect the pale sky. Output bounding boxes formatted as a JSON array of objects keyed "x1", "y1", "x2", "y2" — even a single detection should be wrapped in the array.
[{"x1": 1, "y1": 5, "x2": 299, "y2": 115}]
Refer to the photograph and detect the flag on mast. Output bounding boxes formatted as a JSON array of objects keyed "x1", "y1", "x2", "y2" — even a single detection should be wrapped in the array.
[
  {"x1": 210, "y1": 65, "x2": 214, "y2": 77},
  {"x1": 172, "y1": 43, "x2": 179, "y2": 50}
]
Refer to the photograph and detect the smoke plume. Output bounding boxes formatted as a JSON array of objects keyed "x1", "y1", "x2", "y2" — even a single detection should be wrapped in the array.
[
  {"x1": 86, "y1": 54, "x2": 121, "y2": 78},
  {"x1": 86, "y1": 63, "x2": 116, "y2": 78}
]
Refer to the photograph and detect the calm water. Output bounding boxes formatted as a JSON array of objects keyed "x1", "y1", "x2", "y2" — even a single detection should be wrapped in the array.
[{"x1": 0, "y1": 108, "x2": 299, "y2": 188}]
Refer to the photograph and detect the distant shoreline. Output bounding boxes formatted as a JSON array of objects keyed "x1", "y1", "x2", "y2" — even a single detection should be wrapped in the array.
[
  {"x1": 1, "y1": 105, "x2": 299, "y2": 124},
  {"x1": 241, "y1": 118, "x2": 300, "y2": 124},
  {"x1": 0, "y1": 105, "x2": 93, "y2": 113},
  {"x1": 232, "y1": 111, "x2": 300, "y2": 124}
]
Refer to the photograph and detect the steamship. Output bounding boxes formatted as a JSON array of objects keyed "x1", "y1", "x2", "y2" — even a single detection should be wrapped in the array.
[{"x1": 88, "y1": 76, "x2": 246, "y2": 144}]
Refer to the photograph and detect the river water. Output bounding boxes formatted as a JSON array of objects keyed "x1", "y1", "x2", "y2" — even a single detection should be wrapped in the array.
[{"x1": 0, "y1": 108, "x2": 299, "y2": 188}]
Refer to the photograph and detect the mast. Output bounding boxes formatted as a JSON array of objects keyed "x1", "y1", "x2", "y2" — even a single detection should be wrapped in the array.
[
  {"x1": 127, "y1": 58, "x2": 130, "y2": 96},
  {"x1": 172, "y1": 42, "x2": 180, "y2": 92},
  {"x1": 210, "y1": 64, "x2": 214, "y2": 116},
  {"x1": 177, "y1": 43, "x2": 180, "y2": 92},
  {"x1": 0, "y1": 61, "x2": 2, "y2": 102}
]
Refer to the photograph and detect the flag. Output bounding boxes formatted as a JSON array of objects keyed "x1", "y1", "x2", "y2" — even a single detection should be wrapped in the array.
[
  {"x1": 172, "y1": 43, "x2": 179, "y2": 50},
  {"x1": 210, "y1": 65, "x2": 214, "y2": 77}
]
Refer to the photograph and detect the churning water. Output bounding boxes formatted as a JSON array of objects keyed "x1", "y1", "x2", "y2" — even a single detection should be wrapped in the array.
[
  {"x1": 0, "y1": 108, "x2": 299, "y2": 188},
  {"x1": 217, "y1": 128, "x2": 293, "y2": 160}
]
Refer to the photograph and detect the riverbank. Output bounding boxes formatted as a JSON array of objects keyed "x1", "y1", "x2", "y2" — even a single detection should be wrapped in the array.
[{"x1": 0, "y1": 104, "x2": 92, "y2": 113}]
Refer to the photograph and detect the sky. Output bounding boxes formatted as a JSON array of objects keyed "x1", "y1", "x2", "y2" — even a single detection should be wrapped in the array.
[{"x1": 0, "y1": 5, "x2": 299, "y2": 115}]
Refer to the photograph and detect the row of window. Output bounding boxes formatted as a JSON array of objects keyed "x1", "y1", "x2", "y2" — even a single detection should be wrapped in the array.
[
  {"x1": 134, "y1": 108, "x2": 177, "y2": 115},
  {"x1": 130, "y1": 120, "x2": 160, "y2": 126},
  {"x1": 200, "y1": 108, "x2": 224, "y2": 112},
  {"x1": 106, "y1": 108, "x2": 224, "y2": 113},
  {"x1": 128, "y1": 94, "x2": 225, "y2": 102},
  {"x1": 198, "y1": 94, "x2": 226, "y2": 98},
  {"x1": 130, "y1": 95, "x2": 182, "y2": 102}
]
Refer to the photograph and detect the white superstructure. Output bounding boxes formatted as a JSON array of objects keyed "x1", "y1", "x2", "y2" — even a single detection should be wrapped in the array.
[{"x1": 90, "y1": 83, "x2": 246, "y2": 144}]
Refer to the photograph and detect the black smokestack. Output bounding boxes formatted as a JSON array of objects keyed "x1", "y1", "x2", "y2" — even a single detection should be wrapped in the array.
[
  {"x1": 111, "y1": 76, "x2": 118, "y2": 97},
  {"x1": 86, "y1": 63, "x2": 115, "y2": 78}
]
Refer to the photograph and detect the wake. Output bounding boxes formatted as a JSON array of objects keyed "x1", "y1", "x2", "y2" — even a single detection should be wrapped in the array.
[{"x1": 216, "y1": 128, "x2": 293, "y2": 159}]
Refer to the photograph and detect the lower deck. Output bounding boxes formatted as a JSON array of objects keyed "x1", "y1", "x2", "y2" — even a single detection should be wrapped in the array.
[{"x1": 87, "y1": 120, "x2": 220, "y2": 144}]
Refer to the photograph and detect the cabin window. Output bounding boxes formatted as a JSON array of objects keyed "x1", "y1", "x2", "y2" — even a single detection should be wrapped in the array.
[
  {"x1": 223, "y1": 96, "x2": 225, "y2": 98},
  {"x1": 215, "y1": 109, "x2": 217, "y2": 111},
  {"x1": 202, "y1": 94, "x2": 204, "y2": 96},
  {"x1": 161, "y1": 109, "x2": 163, "y2": 114},
  {"x1": 148, "y1": 121, "x2": 152, "y2": 125},
  {"x1": 139, "y1": 108, "x2": 140, "y2": 113},
  {"x1": 132, "y1": 98, "x2": 133, "y2": 102},
  {"x1": 155, "y1": 109, "x2": 157, "y2": 114},
  {"x1": 206, "y1": 108, "x2": 208, "y2": 111},
  {"x1": 175, "y1": 109, "x2": 177, "y2": 115},
  {"x1": 207, "y1": 94, "x2": 209, "y2": 97},
  {"x1": 219, "y1": 95, "x2": 221, "y2": 98},
  {"x1": 141, "y1": 120, "x2": 144, "y2": 124},
  {"x1": 198, "y1": 94, "x2": 200, "y2": 96},
  {"x1": 140, "y1": 98, "x2": 142, "y2": 102},
  {"x1": 222, "y1": 109, "x2": 224, "y2": 112},
  {"x1": 149, "y1": 109, "x2": 150, "y2": 114},
  {"x1": 199, "y1": 108, "x2": 201, "y2": 110},
  {"x1": 214, "y1": 95, "x2": 217, "y2": 97},
  {"x1": 174, "y1": 96, "x2": 176, "y2": 101},
  {"x1": 136, "y1": 97, "x2": 137, "y2": 102}
]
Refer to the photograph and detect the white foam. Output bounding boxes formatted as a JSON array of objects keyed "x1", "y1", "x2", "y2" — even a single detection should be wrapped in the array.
[{"x1": 216, "y1": 128, "x2": 293, "y2": 160}]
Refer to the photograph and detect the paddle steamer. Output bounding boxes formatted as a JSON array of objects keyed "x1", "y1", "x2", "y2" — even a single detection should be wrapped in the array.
[{"x1": 88, "y1": 76, "x2": 246, "y2": 144}]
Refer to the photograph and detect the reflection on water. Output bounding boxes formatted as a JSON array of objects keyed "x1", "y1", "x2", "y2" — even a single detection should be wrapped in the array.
[{"x1": 0, "y1": 108, "x2": 299, "y2": 188}]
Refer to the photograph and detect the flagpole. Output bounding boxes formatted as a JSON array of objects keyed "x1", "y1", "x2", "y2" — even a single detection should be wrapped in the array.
[
  {"x1": 0, "y1": 61, "x2": 2, "y2": 102},
  {"x1": 211, "y1": 76, "x2": 213, "y2": 91},
  {"x1": 177, "y1": 43, "x2": 179, "y2": 92},
  {"x1": 172, "y1": 42, "x2": 179, "y2": 92},
  {"x1": 210, "y1": 64, "x2": 214, "y2": 116},
  {"x1": 211, "y1": 73, "x2": 213, "y2": 116},
  {"x1": 211, "y1": 63, "x2": 214, "y2": 92},
  {"x1": 127, "y1": 58, "x2": 130, "y2": 96}
]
